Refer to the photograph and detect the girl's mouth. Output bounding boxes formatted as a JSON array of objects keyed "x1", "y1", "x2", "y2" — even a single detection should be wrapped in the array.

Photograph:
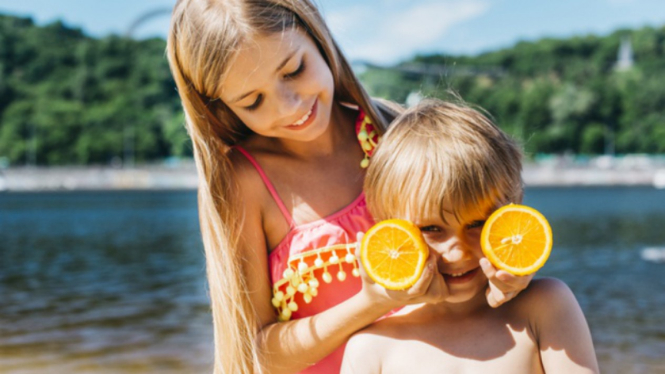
[
  {"x1": 287, "y1": 100, "x2": 318, "y2": 130},
  {"x1": 443, "y1": 267, "x2": 480, "y2": 284}
]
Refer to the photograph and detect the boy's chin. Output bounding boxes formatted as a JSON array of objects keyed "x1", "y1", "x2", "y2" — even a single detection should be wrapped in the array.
[{"x1": 443, "y1": 284, "x2": 487, "y2": 304}]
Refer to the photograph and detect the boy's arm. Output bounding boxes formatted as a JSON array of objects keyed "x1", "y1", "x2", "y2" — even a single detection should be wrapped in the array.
[
  {"x1": 530, "y1": 278, "x2": 599, "y2": 373},
  {"x1": 341, "y1": 332, "x2": 382, "y2": 374}
]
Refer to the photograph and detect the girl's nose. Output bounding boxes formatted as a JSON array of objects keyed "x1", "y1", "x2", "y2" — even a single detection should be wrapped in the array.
[{"x1": 275, "y1": 83, "x2": 302, "y2": 117}]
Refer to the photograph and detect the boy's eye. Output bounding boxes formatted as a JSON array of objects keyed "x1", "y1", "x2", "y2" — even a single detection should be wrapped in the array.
[
  {"x1": 466, "y1": 220, "x2": 486, "y2": 230},
  {"x1": 284, "y1": 60, "x2": 306, "y2": 80},
  {"x1": 419, "y1": 225, "x2": 442, "y2": 233},
  {"x1": 244, "y1": 94, "x2": 263, "y2": 111}
]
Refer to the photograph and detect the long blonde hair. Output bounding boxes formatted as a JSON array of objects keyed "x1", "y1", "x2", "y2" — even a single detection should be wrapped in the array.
[
  {"x1": 166, "y1": 0, "x2": 390, "y2": 372},
  {"x1": 365, "y1": 99, "x2": 523, "y2": 224}
]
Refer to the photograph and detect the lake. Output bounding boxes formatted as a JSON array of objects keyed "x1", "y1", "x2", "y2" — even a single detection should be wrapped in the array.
[{"x1": 1, "y1": 188, "x2": 664, "y2": 373}]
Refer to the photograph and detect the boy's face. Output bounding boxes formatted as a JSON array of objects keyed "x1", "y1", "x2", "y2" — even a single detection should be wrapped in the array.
[{"x1": 414, "y1": 203, "x2": 492, "y2": 304}]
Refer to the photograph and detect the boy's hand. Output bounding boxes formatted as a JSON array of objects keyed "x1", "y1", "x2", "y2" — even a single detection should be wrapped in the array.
[
  {"x1": 355, "y1": 232, "x2": 448, "y2": 308},
  {"x1": 480, "y1": 258, "x2": 534, "y2": 308}
]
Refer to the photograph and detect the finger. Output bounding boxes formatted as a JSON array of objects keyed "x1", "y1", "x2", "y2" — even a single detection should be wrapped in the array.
[
  {"x1": 494, "y1": 270, "x2": 533, "y2": 294},
  {"x1": 482, "y1": 258, "x2": 516, "y2": 293},
  {"x1": 486, "y1": 285, "x2": 508, "y2": 308},
  {"x1": 480, "y1": 258, "x2": 497, "y2": 279},
  {"x1": 408, "y1": 258, "x2": 435, "y2": 296},
  {"x1": 423, "y1": 271, "x2": 447, "y2": 304},
  {"x1": 354, "y1": 233, "x2": 375, "y2": 284},
  {"x1": 356, "y1": 231, "x2": 364, "y2": 244}
]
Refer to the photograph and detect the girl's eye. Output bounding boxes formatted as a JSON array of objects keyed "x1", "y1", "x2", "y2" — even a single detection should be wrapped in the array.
[
  {"x1": 420, "y1": 225, "x2": 442, "y2": 233},
  {"x1": 466, "y1": 220, "x2": 486, "y2": 230},
  {"x1": 244, "y1": 94, "x2": 263, "y2": 111},
  {"x1": 284, "y1": 60, "x2": 306, "y2": 80}
]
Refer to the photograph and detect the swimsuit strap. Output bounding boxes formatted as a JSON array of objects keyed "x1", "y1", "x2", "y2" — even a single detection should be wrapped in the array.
[{"x1": 235, "y1": 146, "x2": 296, "y2": 228}]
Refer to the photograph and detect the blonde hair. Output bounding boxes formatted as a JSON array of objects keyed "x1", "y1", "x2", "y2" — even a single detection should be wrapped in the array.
[
  {"x1": 166, "y1": 0, "x2": 391, "y2": 372},
  {"x1": 365, "y1": 99, "x2": 523, "y2": 225}
]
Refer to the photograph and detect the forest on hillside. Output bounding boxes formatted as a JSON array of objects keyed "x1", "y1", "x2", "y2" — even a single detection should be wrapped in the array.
[
  {"x1": 360, "y1": 26, "x2": 665, "y2": 155},
  {"x1": 0, "y1": 14, "x2": 664, "y2": 166}
]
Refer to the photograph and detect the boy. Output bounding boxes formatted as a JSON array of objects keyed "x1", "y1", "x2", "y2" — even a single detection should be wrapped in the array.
[{"x1": 342, "y1": 100, "x2": 599, "y2": 373}]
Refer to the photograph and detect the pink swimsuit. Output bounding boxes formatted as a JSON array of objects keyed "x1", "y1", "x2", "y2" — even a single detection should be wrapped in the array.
[{"x1": 235, "y1": 111, "x2": 378, "y2": 373}]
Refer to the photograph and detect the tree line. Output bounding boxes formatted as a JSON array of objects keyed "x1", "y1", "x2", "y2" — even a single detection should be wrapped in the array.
[
  {"x1": 0, "y1": 14, "x2": 663, "y2": 166},
  {"x1": 360, "y1": 25, "x2": 665, "y2": 156}
]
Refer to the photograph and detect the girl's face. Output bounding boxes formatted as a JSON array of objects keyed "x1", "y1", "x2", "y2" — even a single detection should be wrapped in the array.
[
  {"x1": 219, "y1": 28, "x2": 335, "y2": 143},
  {"x1": 415, "y1": 204, "x2": 492, "y2": 304}
]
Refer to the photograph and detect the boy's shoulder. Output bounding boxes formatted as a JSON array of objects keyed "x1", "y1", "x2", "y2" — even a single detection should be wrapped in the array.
[
  {"x1": 516, "y1": 277, "x2": 574, "y2": 305},
  {"x1": 509, "y1": 277, "x2": 579, "y2": 324}
]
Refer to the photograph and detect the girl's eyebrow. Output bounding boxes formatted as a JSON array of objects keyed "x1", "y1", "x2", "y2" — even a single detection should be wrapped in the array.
[{"x1": 229, "y1": 48, "x2": 300, "y2": 104}]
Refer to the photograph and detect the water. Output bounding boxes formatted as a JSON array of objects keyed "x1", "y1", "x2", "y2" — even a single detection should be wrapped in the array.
[{"x1": 1, "y1": 187, "x2": 665, "y2": 373}]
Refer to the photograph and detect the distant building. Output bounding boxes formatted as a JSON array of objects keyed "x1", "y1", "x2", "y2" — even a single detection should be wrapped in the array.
[{"x1": 615, "y1": 36, "x2": 634, "y2": 71}]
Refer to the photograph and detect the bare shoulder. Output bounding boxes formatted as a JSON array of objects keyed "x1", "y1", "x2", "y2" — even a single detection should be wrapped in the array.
[
  {"x1": 518, "y1": 277, "x2": 576, "y2": 307},
  {"x1": 342, "y1": 323, "x2": 395, "y2": 374},
  {"x1": 511, "y1": 277, "x2": 582, "y2": 330}
]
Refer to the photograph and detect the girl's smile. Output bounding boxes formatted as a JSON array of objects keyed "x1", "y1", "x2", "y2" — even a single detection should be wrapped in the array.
[
  {"x1": 285, "y1": 99, "x2": 318, "y2": 130},
  {"x1": 220, "y1": 28, "x2": 335, "y2": 143}
]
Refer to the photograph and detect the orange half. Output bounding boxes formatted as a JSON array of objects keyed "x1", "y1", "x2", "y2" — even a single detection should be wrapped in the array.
[
  {"x1": 360, "y1": 219, "x2": 429, "y2": 290},
  {"x1": 481, "y1": 204, "x2": 553, "y2": 276}
]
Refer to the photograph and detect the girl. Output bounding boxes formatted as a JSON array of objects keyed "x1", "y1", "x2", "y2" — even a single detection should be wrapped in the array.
[{"x1": 166, "y1": 1, "x2": 533, "y2": 373}]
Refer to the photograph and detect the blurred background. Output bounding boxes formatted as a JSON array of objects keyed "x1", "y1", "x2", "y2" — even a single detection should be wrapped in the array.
[{"x1": 1, "y1": 0, "x2": 664, "y2": 373}]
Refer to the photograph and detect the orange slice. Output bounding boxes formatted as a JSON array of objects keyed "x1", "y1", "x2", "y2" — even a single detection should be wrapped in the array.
[
  {"x1": 481, "y1": 204, "x2": 553, "y2": 276},
  {"x1": 360, "y1": 219, "x2": 429, "y2": 290}
]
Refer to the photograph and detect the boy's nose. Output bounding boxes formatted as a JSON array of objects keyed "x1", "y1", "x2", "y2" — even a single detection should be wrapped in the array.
[{"x1": 432, "y1": 236, "x2": 473, "y2": 263}]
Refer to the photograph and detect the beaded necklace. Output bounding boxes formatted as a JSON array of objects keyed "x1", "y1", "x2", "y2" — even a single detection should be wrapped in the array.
[{"x1": 355, "y1": 110, "x2": 381, "y2": 168}]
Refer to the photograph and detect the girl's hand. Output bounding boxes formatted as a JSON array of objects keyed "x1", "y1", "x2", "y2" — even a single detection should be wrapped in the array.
[
  {"x1": 354, "y1": 233, "x2": 448, "y2": 309},
  {"x1": 480, "y1": 257, "x2": 534, "y2": 308}
]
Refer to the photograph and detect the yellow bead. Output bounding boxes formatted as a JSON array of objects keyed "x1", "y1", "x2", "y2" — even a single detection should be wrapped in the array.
[
  {"x1": 352, "y1": 268, "x2": 360, "y2": 277},
  {"x1": 281, "y1": 308, "x2": 292, "y2": 320},
  {"x1": 314, "y1": 258, "x2": 324, "y2": 267},
  {"x1": 298, "y1": 261, "x2": 308, "y2": 273},
  {"x1": 297, "y1": 283, "x2": 308, "y2": 293},
  {"x1": 322, "y1": 272, "x2": 332, "y2": 283},
  {"x1": 337, "y1": 271, "x2": 346, "y2": 282},
  {"x1": 360, "y1": 158, "x2": 370, "y2": 168},
  {"x1": 271, "y1": 298, "x2": 280, "y2": 308},
  {"x1": 363, "y1": 142, "x2": 373, "y2": 151},
  {"x1": 329, "y1": 254, "x2": 339, "y2": 264},
  {"x1": 288, "y1": 301, "x2": 298, "y2": 312},
  {"x1": 291, "y1": 277, "x2": 301, "y2": 287},
  {"x1": 310, "y1": 288, "x2": 318, "y2": 297},
  {"x1": 283, "y1": 268, "x2": 294, "y2": 279},
  {"x1": 303, "y1": 294, "x2": 313, "y2": 304},
  {"x1": 345, "y1": 253, "x2": 355, "y2": 263},
  {"x1": 286, "y1": 286, "x2": 296, "y2": 296},
  {"x1": 275, "y1": 291, "x2": 284, "y2": 301},
  {"x1": 308, "y1": 279, "x2": 319, "y2": 289},
  {"x1": 357, "y1": 130, "x2": 368, "y2": 142}
]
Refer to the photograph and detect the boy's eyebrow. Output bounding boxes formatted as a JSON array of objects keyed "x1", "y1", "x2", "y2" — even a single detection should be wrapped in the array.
[{"x1": 229, "y1": 49, "x2": 299, "y2": 104}]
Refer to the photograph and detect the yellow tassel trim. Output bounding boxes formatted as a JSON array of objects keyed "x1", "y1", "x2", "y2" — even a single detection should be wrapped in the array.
[{"x1": 273, "y1": 243, "x2": 361, "y2": 321}]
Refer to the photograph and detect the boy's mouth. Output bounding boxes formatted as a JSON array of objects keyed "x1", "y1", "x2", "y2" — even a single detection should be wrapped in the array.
[{"x1": 442, "y1": 267, "x2": 480, "y2": 284}]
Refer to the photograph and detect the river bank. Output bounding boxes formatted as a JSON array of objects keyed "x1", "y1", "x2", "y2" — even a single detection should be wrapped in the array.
[{"x1": 1, "y1": 162, "x2": 665, "y2": 191}]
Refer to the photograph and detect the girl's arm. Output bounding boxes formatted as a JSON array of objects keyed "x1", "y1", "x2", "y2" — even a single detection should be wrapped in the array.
[
  {"x1": 236, "y1": 160, "x2": 446, "y2": 374},
  {"x1": 528, "y1": 278, "x2": 599, "y2": 373}
]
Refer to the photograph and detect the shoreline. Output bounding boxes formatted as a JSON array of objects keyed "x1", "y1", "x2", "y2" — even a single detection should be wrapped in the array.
[{"x1": 1, "y1": 164, "x2": 665, "y2": 191}]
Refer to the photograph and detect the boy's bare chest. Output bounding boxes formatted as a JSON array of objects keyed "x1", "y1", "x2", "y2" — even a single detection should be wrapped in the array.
[{"x1": 380, "y1": 321, "x2": 543, "y2": 374}]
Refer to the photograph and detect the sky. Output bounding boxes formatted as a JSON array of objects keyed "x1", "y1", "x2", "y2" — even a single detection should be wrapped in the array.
[{"x1": 1, "y1": 0, "x2": 664, "y2": 64}]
